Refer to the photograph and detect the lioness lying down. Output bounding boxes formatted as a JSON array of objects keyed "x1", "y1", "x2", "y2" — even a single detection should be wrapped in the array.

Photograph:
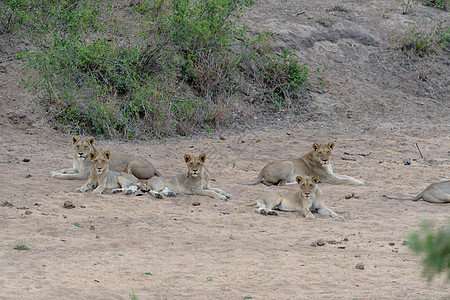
[
  {"x1": 246, "y1": 176, "x2": 341, "y2": 219},
  {"x1": 75, "y1": 151, "x2": 140, "y2": 195},
  {"x1": 143, "y1": 154, "x2": 231, "y2": 200},
  {"x1": 382, "y1": 179, "x2": 449, "y2": 203},
  {"x1": 238, "y1": 142, "x2": 365, "y2": 186},
  {"x1": 50, "y1": 136, "x2": 161, "y2": 180}
]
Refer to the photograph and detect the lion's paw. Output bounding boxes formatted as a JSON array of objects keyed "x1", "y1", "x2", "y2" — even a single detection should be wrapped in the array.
[
  {"x1": 306, "y1": 215, "x2": 316, "y2": 220},
  {"x1": 268, "y1": 210, "x2": 279, "y2": 216}
]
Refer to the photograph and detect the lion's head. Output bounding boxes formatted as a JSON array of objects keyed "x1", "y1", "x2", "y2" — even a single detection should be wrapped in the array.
[
  {"x1": 312, "y1": 142, "x2": 334, "y2": 166},
  {"x1": 72, "y1": 136, "x2": 96, "y2": 161},
  {"x1": 296, "y1": 176, "x2": 319, "y2": 199},
  {"x1": 89, "y1": 150, "x2": 111, "y2": 175},
  {"x1": 184, "y1": 154, "x2": 206, "y2": 178}
]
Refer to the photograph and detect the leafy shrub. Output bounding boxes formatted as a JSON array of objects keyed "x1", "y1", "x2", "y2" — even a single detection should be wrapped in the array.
[
  {"x1": 407, "y1": 220, "x2": 450, "y2": 282},
  {"x1": 4, "y1": 0, "x2": 309, "y2": 139}
]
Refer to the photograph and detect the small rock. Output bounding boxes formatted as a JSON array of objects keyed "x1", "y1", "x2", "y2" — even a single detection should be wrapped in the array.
[
  {"x1": 402, "y1": 240, "x2": 408, "y2": 246},
  {"x1": 311, "y1": 239, "x2": 326, "y2": 247},
  {"x1": 192, "y1": 201, "x2": 201, "y2": 206},
  {"x1": 80, "y1": 205, "x2": 86, "y2": 208},
  {"x1": 345, "y1": 193, "x2": 354, "y2": 199},
  {"x1": 343, "y1": 237, "x2": 349, "y2": 242},
  {"x1": 95, "y1": 234, "x2": 100, "y2": 238},
  {"x1": 90, "y1": 225, "x2": 95, "y2": 231},
  {"x1": 23, "y1": 158, "x2": 30, "y2": 162},
  {"x1": 25, "y1": 210, "x2": 32, "y2": 215},
  {"x1": 219, "y1": 136, "x2": 227, "y2": 140},
  {"x1": 326, "y1": 239, "x2": 338, "y2": 244},
  {"x1": 356, "y1": 262, "x2": 365, "y2": 270},
  {"x1": 389, "y1": 242, "x2": 395, "y2": 246},
  {"x1": 1, "y1": 201, "x2": 13, "y2": 207},
  {"x1": 63, "y1": 201, "x2": 75, "y2": 209},
  {"x1": 404, "y1": 158, "x2": 411, "y2": 165}
]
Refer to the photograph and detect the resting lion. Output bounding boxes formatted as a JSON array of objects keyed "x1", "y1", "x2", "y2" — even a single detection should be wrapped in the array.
[
  {"x1": 50, "y1": 136, "x2": 161, "y2": 180},
  {"x1": 75, "y1": 151, "x2": 140, "y2": 195},
  {"x1": 245, "y1": 176, "x2": 341, "y2": 219},
  {"x1": 143, "y1": 154, "x2": 231, "y2": 200},
  {"x1": 382, "y1": 179, "x2": 449, "y2": 203},
  {"x1": 237, "y1": 142, "x2": 365, "y2": 186}
]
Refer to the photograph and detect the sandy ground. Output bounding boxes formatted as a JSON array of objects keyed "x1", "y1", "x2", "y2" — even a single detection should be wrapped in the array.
[
  {"x1": 0, "y1": 125, "x2": 449, "y2": 299},
  {"x1": 1, "y1": 0, "x2": 449, "y2": 298}
]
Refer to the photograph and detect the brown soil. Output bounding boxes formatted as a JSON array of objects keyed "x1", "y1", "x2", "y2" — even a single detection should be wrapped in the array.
[{"x1": 0, "y1": 0, "x2": 449, "y2": 299}]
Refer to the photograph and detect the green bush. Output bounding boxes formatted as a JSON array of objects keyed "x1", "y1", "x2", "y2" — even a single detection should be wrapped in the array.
[
  {"x1": 3, "y1": 0, "x2": 309, "y2": 138},
  {"x1": 407, "y1": 220, "x2": 450, "y2": 282}
]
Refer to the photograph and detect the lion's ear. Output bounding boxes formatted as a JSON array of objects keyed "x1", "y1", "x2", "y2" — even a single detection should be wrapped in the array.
[
  {"x1": 184, "y1": 154, "x2": 192, "y2": 163},
  {"x1": 327, "y1": 142, "x2": 334, "y2": 150},
  {"x1": 72, "y1": 136, "x2": 80, "y2": 144},
  {"x1": 296, "y1": 176, "x2": 303, "y2": 184},
  {"x1": 103, "y1": 150, "x2": 111, "y2": 160},
  {"x1": 89, "y1": 151, "x2": 97, "y2": 160},
  {"x1": 313, "y1": 143, "x2": 320, "y2": 151},
  {"x1": 312, "y1": 176, "x2": 319, "y2": 184},
  {"x1": 87, "y1": 136, "x2": 95, "y2": 146},
  {"x1": 198, "y1": 153, "x2": 206, "y2": 163}
]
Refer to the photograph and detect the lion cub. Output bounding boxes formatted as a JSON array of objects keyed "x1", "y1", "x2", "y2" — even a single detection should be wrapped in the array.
[
  {"x1": 50, "y1": 135, "x2": 161, "y2": 180},
  {"x1": 143, "y1": 154, "x2": 231, "y2": 200},
  {"x1": 246, "y1": 176, "x2": 340, "y2": 219},
  {"x1": 238, "y1": 142, "x2": 365, "y2": 186},
  {"x1": 75, "y1": 151, "x2": 140, "y2": 195}
]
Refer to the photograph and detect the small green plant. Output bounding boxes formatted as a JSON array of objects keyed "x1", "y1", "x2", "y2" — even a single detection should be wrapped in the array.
[
  {"x1": 73, "y1": 222, "x2": 83, "y2": 228},
  {"x1": 129, "y1": 290, "x2": 139, "y2": 300},
  {"x1": 421, "y1": 0, "x2": 448, "y2": 10},
  {"x1": 407, "y1": 220, "x2": 450, "y2": 282},
  {"x1": 206, "y1": 276, "x2": 213, "y2": 281},
  {"x1": 13, "y1": 239, "x2": 31, "y2": 250},
  {"x1": 144, "y1": 272, "x2": 152, "y2": 275}
]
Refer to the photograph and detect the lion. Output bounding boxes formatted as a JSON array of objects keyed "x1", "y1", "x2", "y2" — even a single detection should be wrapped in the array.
[
  {"x1": 237, "y1": 142, "x2": 365, "y2": 186},
  {"x1": 245, "y1": 176, "x2": 341, "y2": 219},
  {"x1": 50, "y1": 136, "x2": 161, "y2": 180},
  {"x1": 75, "y1": 151, "x2": 140, "y2": 195},
  {"x1": 382, "y1": 179, "x2": 449, "y2": 203},
  {"x1": 143, "y1": 154, "x2": 231, "y2": 200}
]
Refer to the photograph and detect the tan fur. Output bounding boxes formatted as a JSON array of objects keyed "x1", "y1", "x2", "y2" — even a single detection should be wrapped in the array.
[
  {"x1": 237, "y1": 142, "x2": 365, "y2": 186},
  {"x1": 143, "y1": 154, "x2": 231, "y2": 200},
  {"x1": 75, "y1": 151, "x2": 140, "y2": 195},
  {"x1": 50, "y1": 135, "x2": 161, "y2": 180},
  {"x1": 246, "y1": 176, "x2": 341, "y2": 219},
  {"x1": 382, "y1": 179, "x2": 450, "y2": 203}
]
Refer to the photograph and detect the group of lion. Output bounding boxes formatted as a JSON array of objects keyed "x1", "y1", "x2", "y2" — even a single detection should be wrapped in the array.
[{"x1": 50, "y1": 136, "x2": 450, "y2": 219}]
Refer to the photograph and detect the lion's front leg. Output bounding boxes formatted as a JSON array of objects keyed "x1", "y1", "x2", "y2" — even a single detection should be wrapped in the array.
[
  {"x1": 210, "y1": 187, "x2": 231, "y2": 199},
  {"x1": 92, "y1": 185, "x2": 106, "y2": 195},
  {"x1": 193, "y1": 188, "x2": 227, "y2": 200},
  {"x1": 326, "y1": 173, "x2": 365, "y2": 186},
  {"x1": 75, "y1": 180, "x2": 96, "y2": 193},
  {"x1": 301, "y1": 207, "x2": 315, "y2": 220}
]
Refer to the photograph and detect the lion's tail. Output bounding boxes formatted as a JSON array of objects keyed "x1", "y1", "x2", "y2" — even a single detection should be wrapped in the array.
[
  {"x1": 381, "y1": 193, "x2": 422, "y2": 201},
  {"x1": 236, "y1": 174, "x2": 263, "y2": 185},
  {"x1": 244, "y1": 200, "x2": 258, "y2": 206}
]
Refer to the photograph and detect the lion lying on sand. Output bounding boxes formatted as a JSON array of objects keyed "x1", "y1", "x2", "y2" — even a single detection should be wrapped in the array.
[
  {"x1": 237, "y1": 142, "x2": 365, "y2": 186},
  {"x1": 245, "y1": 176, "x2": 341, "y2": 219},
  {"x1": 382, "y1": 180, "x2": 449, "y2": 203},
  {"x1": 142, "y1": 154, "x2": 231, "y2": 200}
]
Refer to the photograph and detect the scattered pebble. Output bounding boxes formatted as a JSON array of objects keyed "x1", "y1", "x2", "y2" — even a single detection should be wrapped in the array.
[
  {"x1": 90, "y1": 225, "x2": 95, "y2": 231},
  {"x1": 311, "y1": 239, "x2": 326, "y2": 247},
  {"x1": 219, "y1": 136, "x2": 227, "y2": 140},
  {"x1": 356, "y1": 262, "x2": 365, "y2": 270},
  {"x1": 343, "y1": 237, "x2": 349, "y2": 242},
  {"x1": 1, "y1": 201, "x2": 13, "y2": 207},
  {"x1": 192, "y1": 201, "x2": 201, "y2": 206},
  {"x1": 95, "y1": 234, "x2": 100, "y2": 238},
  {"x1": 25, "y1": 210, "x2": 32, "y2": 215},
  {"x1": 389, "y1": 242, "x2": 395, "y2": 246},
  {"x1": 23, "y1": 158, "x2": 30, "y2": 162},
  {"x1": 345, "y1": 193, "x2": 354, "y2": 199},
  {"x1": 63, "y1": 201, "x2": 75, "y2": 209},
  {"x1": 402, "y1": 240, "x2": 408, "y2": 246}
]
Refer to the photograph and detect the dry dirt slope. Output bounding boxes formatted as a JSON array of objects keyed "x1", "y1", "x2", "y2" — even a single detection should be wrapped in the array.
[{"x1": 0, "y1": 0, "x2": 449, "y2": 299}]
